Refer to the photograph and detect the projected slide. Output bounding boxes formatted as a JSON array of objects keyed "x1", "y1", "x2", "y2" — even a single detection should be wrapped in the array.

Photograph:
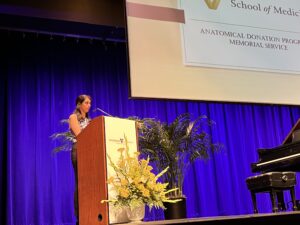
[
  {"x1": 181, "y1": 0, "x2": 300, "y2": 74},
  {"x1": 125, "y1": 0, "x2": 300, "y2": 105}
]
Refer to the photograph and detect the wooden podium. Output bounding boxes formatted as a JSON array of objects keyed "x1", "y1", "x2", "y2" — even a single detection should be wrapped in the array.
[{"x1": 76, "y1": 116, "x2": 138, "y2": 225}]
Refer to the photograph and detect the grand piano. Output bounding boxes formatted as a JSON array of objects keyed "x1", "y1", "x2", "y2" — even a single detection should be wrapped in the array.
[
  {"x1": 249, "y1": 120, "x2": 300, "y2": 212},
  {"x1": 252, "y1": 119, "x2": 300, "y2": 173}
]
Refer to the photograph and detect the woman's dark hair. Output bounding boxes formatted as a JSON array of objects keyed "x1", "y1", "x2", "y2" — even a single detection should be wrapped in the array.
[{"x1": 73, "y1": 94, "x2": 91, "y2": 121}]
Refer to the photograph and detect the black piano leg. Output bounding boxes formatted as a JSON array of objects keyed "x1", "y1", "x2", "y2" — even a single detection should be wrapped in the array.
[
  {"x1": 290, "y1": 188, "x2": 297, "y2": 211},
  {"x1": 251, "y1": 191, "x2": 258, "y2": 214},
  {"x1": 270, "y1": 190, "x2": 278, "y2": 213},
  {"x1": 276, "y1": 191, "x2": 286, "y2": 211}
]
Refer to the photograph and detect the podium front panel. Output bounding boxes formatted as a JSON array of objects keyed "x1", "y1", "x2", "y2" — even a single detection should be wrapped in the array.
[{"x1": 76, "y1": 116, "x2": 137, "y2": 225}]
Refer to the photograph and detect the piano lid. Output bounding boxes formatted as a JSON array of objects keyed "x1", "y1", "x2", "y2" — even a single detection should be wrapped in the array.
[
  {"x1": 251, "y1": 118, "x2": 300, "y2": 173},
  {"x1": 282, "y1": 118, "x2": 300, "y2": 145},
  {"x1": 251, "y1": 140, "x2": 300, "y2": 172}
]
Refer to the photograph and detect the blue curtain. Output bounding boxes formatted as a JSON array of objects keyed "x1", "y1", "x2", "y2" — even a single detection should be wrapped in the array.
[{"x1": 1, "y1": 32, "x2": 300, "y2": 225}]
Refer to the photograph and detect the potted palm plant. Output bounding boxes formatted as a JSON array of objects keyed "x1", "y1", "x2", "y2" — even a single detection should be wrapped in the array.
[{"x1": 132, "y1": 113, "x2": 222, "y2": 219}]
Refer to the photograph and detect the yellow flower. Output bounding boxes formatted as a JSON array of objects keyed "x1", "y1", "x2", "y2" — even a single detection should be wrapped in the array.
[
  {"x1": 146, "y1": 182, "x2": 155, "y2": 190},
  {"x1": 146, "y1": 165, "x2": 153, "y2": 171},
  {"x1": 154, "y1": 183, "x2": 164, "y2": 192},
  {"x1": 142, "y1": 189, "x2": 150, "y2": 197},
  {"x1": 118, "y1": 160, "x2": 125, "y2": 168},
  {"x1": 137, "y1": 184, "x2": 145, "y2": 191},
  {"x1": 149, "y1": 173, "x2": 155, "y2": 180},
  {"x1": 121, "y1": 179, "x2": 128, "y2": 186},
  {"x1": 134, "y1": 178, "x2": 140, "y2": 185},
  {"x1": 107, "y1": 176, "x2": 114, "y2": 184},
  {"x1": 141, "y1": 159, "x2": 148, "y2": 167},
  {"x1": 119, "y1": 187, "x2": 130, "y2": 198}
]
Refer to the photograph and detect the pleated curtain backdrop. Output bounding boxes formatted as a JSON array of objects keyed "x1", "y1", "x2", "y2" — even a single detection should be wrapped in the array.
[{"x1": 0, "y1": 31, "x2": 300, "y2": 225}]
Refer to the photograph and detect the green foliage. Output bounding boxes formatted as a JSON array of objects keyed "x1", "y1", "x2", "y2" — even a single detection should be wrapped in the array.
[
  {"x1": 50, "y1": 119, "x2": 74, "y2": 153},
  {"x1": 130, "y1": 113, "x2": 223, "y2": 197}
]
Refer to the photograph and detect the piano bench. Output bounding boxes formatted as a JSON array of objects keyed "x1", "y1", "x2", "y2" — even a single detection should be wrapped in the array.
[{"x1": 246, "y1": 172, "x2": 297, "y2": 213}]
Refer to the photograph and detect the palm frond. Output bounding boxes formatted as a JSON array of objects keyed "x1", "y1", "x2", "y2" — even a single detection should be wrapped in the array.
[
  {"x1": 131, "y1": 113, "x2": 223, "y2": 196},
  {"x1": 50, "y1": 119, "x2": 75, "y2": 154}
]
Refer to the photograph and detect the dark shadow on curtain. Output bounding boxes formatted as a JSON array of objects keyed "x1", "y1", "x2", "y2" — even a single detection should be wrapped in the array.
[{"x1": 0, "y1": 47, "x2": 8, "y2": 225}]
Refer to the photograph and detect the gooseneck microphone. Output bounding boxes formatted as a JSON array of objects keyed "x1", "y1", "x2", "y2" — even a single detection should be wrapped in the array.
[{"x1": 93, "y1": 107, "x2": 113, "y2": 117}]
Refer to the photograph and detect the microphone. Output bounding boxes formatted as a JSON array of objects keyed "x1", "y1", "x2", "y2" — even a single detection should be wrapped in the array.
[{"x1": 93, "y1": 107, "x2": 113, "y2": 117}]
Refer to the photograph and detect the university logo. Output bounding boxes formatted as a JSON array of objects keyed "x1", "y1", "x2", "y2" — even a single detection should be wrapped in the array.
[{"x1": 204, "y1": 0, "x2": 221, "y2": 10}]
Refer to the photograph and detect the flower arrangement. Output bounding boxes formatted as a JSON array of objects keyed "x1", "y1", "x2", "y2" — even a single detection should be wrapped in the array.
[{"x1": 101, "y1": 136, "x2": 179, "y2": 210}]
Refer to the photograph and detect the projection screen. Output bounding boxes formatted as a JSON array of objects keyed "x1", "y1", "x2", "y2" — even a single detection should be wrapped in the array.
[{"x1": 125, "y1": 0, "x2": 300, "y2": 105}]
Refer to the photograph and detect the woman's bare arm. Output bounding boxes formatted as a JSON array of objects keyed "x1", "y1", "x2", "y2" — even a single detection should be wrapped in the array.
[{"x1": 69, "y1": 114, "x2": 81, "y2": 136}]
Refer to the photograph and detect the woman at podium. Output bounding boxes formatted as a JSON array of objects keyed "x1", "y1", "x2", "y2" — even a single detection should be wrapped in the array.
[{"x1": 69, "y1": 94, "x2": 92, "y2": 223}]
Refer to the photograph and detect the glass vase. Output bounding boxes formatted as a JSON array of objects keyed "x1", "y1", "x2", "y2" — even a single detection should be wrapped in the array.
[{"x1": 126, "y1": 205, "x2": 145, "y2": 222}]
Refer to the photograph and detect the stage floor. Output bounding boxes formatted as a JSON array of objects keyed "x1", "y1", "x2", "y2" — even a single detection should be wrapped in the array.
[{"x1": 122, "y1": 211, "x2": 300, "y2": 225}]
